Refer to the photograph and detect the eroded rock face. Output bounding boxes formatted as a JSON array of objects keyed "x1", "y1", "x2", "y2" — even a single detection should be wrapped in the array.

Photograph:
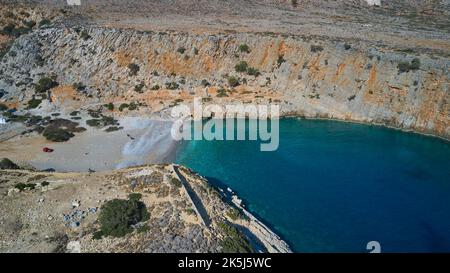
[{"x1": 1, "y1": 27, "x2": 448, "y2": 138}]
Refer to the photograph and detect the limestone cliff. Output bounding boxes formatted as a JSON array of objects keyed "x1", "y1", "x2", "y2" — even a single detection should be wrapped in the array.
[{"x1": 1, "y1": 27, "x2": 448, "y2": 138}]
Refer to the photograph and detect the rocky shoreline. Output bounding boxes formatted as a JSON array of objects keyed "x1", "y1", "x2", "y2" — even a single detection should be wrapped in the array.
[{"x1": 0, "y1": 164, "x2": 291, "y2": 253}]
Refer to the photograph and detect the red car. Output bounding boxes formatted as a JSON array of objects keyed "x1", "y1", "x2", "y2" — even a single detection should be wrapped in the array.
[{"x1": 43, "y1": 147, "x2": 54, "y2": 153}]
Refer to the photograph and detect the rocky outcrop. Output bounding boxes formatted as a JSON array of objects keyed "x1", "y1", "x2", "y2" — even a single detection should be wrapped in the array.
[
  {"x1": 0, "y1": 164, "x2": 291, "y2": 253},
  {"x1": 0, "y1": 27, "x2": 448, "y2": 138}
]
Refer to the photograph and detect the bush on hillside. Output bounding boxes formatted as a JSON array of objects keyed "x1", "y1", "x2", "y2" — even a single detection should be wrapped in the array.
[
  {"x1": 42, "y1": 128, "x2": 75, "y2": 142},
  {"x1": 97, "y1": 194, "x2": 150, "y2": 238},
  {"x1": 238, "y1": 44, "x2": 250, "y2": 53},
  {"x1": 235, "y1": 61, "x2": 248, "y2": 73},
  {"x1": 128, "y1": 63, "x2": 140, "y2": 76},
  {"x1": 35, "y1": 77, "x2": 58, "y2": 93},
  {"x1": 27, "y1": 98, "x2": 42, "y2": 109},
  {"x1": 311, "y1": 45, "x2": 324, "y2": 53},
  {"x1": 218, "y1": 222, "x2": 253, "y2": 253},
  {"x1": 397, "y1": 58, "x2": 421, "y2": 73}
]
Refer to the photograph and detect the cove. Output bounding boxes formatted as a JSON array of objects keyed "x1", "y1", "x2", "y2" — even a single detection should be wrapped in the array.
[{"x1": 175, "y1": 118, "x2": 450, "y2": 253}]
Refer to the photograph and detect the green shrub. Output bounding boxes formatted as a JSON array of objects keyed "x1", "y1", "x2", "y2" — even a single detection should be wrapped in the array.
[
  {"x1": 218, "y1": 222, "x2": 253, "y2": 253},
  {"x1": 238, "y1": 44, "x2": 250, "y2": 53},
  {"x1": 128, "y1": 102, "x2": 138, "y2": 111},
  {"x1": 1, "y1": 23, "x2": 16, "y2": 36},
  {"x1": 226, "y1": 208, "x2": 242, "y2": 221},
  {"x1": 170, "y1": 178, "x2": 182, "y2": 188},
  {"x1": 87, "y1": 115, "x2": 118, "y2": 128},
  {"x1": 119, "y1": 103, "x2": 129, "y2": 112},
  {"x1": 227, "y1": 76, "x2": 240, "y2": 87},
  {"x1": 165, "y1": 82, "x2": 179, "y2": 90},
  {"x1": 177, "y1": 47, "x2": 186, "y2": 54},
  {"x1": 397, "y1": 61, "x2": 410, "y2": 73},
  {"x1": 129, "y1": 193, "x2": 142, "y2": 201},
  {"x1": 79, "y1": 30, "x2": 91, "y2": 40},
  {"x1": 201, "y1": 79, "x2": 210, "y2": 87},
  {"x1": 344, "y1": 43, "x2": 351, "y2": 50},
  {"x1": 186, "y1": 208, "x2": 196, "y2": 215},
  {"x1": 277, "y1": 55, "x2": 286, "y2": 67},
  {"x1": 9, "y1": 26, "x2": 31, "y2": 37},
  {"x1": 102, "y1": 115, "x2": 118, "y2": 123},
  {"x1": 397, "y1": 58, "x2": 421, "y2": 73},
  {"x1": 35, "y1": 77, "x2": 58, "y2": 93},
  {"x1": 311, "y1": 45, "x2": 324, "y2": 53},
  {"x1": 410, "y1": 58, "x2": 421, "y2": 70},
  {"x1": 104, "y1": 126, "x2": 123, "y2": 132},
  {"x1": 26, "y1": 115, "x2": 43, "y2": 126},
  {"x1": 72, "y1": 82, "x2": 86, "y2": 91},
  {"x1": 86, "y1": 119, "x2": 102, "y2": 127},
  {"x1": 14, "y1": 183, "x2": 36, "y2": 191},
  {"x1": 291, "y1": 0, "x2": 298, "y2": 7},
  {"x1": 217, "y1": 88, "x2": 229, "y2": 97},
  {"x1": 0, "y1": 158, "x2": 20, "y2": 170},
  {"x1": 97, "y1": 195, "x2": 150, "y2": 238},
  {"x1": 87, "y1": 109, "x2": 101, "y2": 118},
  {"x1": 41, "y1": 181, "x2": 50, "y2": 187},
  {"x1": 27, "y1": 98, "x2": 42, "y2": 109},
  {"x1": 39, "y1": 19, "x2": 51, "y2": 27},
  {"x1": 151, "y1": 84, "x2": 160, "y2": 90},
  {"x1": 42, "y1": 128, "x2": 75, "y2": 142},
  {"x1": 23, "y1": 20, "x2": 36, "y2": 29},
  {"x1": 246, "y1": 67, "x2": 260, "y2": 76},
  {"x1": 134, "y1": 82, "x2": 145, "y2": 93},
  {"x1": 39, "y1": 119, "x2": 85, "y2": 141},
  {"x1": 103, "y1": 103, "x2": 114, "y2": 111},
  {"x1": 128, "y1": 63, "x2": 140, "y2": 76},
  {"x1": 235, "y1": 61, "x2": 248, "y2": 73},
  {"x1": 4, "y1": 113, "x2": 28, "y2": 123}
]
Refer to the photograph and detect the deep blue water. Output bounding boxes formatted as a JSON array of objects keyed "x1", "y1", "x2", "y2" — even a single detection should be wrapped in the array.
[{"x1": 175, "y1": 118, "x2": 450, "y2": 253}]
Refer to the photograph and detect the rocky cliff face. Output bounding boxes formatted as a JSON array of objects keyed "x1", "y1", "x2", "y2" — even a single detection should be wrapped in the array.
[{"x1": 1, "y1": 26, "x2": 448, "y2": 138}]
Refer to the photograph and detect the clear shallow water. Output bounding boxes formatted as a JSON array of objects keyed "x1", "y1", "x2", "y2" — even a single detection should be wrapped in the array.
[{"x1": 175, "y1": 118, "x2": 450, "y2": 253}]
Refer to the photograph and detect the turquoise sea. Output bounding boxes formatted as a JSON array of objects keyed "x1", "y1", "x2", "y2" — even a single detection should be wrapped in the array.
[{"x1": 175, "y1": 118, "x2": 450, "y2": 252}]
